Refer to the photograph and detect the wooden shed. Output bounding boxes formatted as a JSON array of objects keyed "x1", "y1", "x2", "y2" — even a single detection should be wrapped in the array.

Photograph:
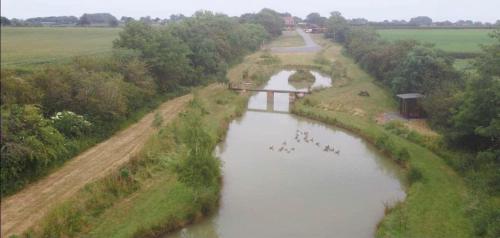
[{"x1": 396, "y1": 93, "x2": 425, "y2": 118}]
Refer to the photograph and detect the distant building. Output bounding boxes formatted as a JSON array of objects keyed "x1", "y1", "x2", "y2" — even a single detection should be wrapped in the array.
[
  {"x1": 283, "y1": 16, "x2": 295, "y2": 30},
  {"x1": 396, "y1": 93, "x2": 425, "y2": 118}
]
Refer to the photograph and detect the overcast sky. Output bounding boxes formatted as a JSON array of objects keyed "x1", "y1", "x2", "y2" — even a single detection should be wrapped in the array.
[{"x1": 2, "y1": 0, "x2": 499, "y2": 22}]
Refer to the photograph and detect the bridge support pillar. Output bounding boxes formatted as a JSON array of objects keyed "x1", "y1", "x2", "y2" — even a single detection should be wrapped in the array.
[
  {"x1": 289, "y1": 93, "x2": 296, "y2": 104},
  {"x1": 267, "y1": 91, "x2": 274, "y2": 111}
]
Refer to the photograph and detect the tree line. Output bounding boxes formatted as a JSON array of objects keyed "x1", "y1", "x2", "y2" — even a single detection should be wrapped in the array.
[
  {"x1": 300, "y1": 12, "x2": 500, "y2": 28},
  {"x1": 0, "y1": 9, "x2": 284, "y2": 196},
  {"x1": 0, "y1": 8, "x2": 287, "y2": 29}
]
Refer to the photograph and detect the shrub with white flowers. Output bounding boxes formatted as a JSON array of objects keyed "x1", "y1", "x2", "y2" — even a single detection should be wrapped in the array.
[{"x1": 51, "y1": 111, "x2": 92, "y2": 138}]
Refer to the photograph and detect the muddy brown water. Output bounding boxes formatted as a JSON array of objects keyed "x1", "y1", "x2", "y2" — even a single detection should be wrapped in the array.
[{"x1": 168, "y1": 70, "x2": 405, "y2": 238}]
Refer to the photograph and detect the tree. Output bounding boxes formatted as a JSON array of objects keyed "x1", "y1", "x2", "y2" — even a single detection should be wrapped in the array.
[
  {"x1": 78, "y1": 14, "x2": 91, "y2": 26},
  {"x1": 109, "y1": 18, "x2": 119, "y2": 27},
  {"x1": 391, "y1": 46, "x2": 457, "y2": 94},
  {"x1": 324, "y1": 11, "x2": 349, "y2": 43},
  {"x1": 114, "y1": 21, "x2": 194, "y2": 91},
  {"x1": 449, "y1": 74, "x2": 499, "y2": 149},
  {"x1": 25, "y1": 16, "x2": 78, "y2": 26},
  {"x1": 169, "y1": 14, "x2": 186, "y2": 22},
  {"x1": 349, "y1": 18, "x2": 369, "y2": 25},
  {"x1": 409, "y1": 16, "x2": 433, "y2": 26},
  {"x1": 447, "y1": 30, "x2": 500, "y2": 150},
  {"x1": 78, "y1": 13, "x2": 118, "y2": 26},
  {"x1": 240, "y1": 8, "x2": 284, "y2": 37},
  {"x1": 1, "y1": 16, "x2": 12, "y2": 26},
  {"x1": 305, "y1": 12, "x2": 326, "y2": 26},
  {"x1": 120, "y1": 16, "x2": 134, "y2": 23}
]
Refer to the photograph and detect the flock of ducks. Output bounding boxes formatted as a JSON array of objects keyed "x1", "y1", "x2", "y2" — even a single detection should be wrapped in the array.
[{"x1": 269, "y1": 129, "x2": 340, "y2": 155}]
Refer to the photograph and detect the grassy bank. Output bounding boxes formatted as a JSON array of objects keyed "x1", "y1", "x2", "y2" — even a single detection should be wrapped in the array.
[
  {"x1": 21, "y1": 85, "x2": 248, "y2": 237},
  {"x1": 268, "y1": 30, "x2": 305, "y2": 48}
]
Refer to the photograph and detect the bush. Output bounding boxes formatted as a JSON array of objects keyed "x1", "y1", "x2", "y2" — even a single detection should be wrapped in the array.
[
  {"x1": 51, "y1": 111, "x2": 92, "y2": 138},
  {"x1": 314, "y1": 53, "x2": 330, "y2": 65},
  {"x1": 175, "y1": 101, "x2": 220, "y2": 188},
  {"x1": 1, "y1": 105, "x2": 68, "y2": 195},
  {"x1": 289, "y1": 69, "x2": 315, "y2": 83},
  {"x1": 395, "y1": 147, "x2": 410, "y2": 162},
  {"x1": 408, "y1": 167, "x2": 423, "y2": 184},
  {"x1": 152, "y1": 112, "x2": 163, "y2": 128}
]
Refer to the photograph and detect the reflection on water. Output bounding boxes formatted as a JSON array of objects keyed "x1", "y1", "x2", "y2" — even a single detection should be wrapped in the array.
[{"x1": 168, "y1": 70, "x2": 405, "y2": 238}]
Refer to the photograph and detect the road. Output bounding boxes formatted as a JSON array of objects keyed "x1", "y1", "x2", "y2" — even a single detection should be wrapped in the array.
[
  {"x1": 271, "y1": 28, "x2": 322, "y2": 53},
  {"x1": 0, "y1": 94, "x2": 192, "y2": 237}
]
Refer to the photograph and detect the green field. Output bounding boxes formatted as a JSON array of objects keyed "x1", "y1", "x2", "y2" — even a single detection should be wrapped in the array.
[
  {"x1": 378, "y1": 29, "x2": 494, "y2": 53},
  {"x1": 1, "y1": 27, "x2": 121, "y2": 67}
]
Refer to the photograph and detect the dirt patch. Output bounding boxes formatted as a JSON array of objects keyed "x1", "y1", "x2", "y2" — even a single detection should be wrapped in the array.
[
  {"x1": 406, "y1": 119, "x2": 439, "y2": 137},
  {"x1": 0, "y1": 94, "x2": 192, "y2": 237},
  {"x1": 351, "y1": 108, "x2": 366, "y2": 117},
  {"x1": 375, "y1": 112, "x2": 438, "y2": 137}
]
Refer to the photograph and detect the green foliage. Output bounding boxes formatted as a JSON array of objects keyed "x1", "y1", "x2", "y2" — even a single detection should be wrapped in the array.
[
  {"x1": 152, "y1": 112, "x2": 163, "y2": 128},
  {"x1": 115, "y1": 14, "x2": 269, "y2": 91},
  {"x1": 240, "y1": 8, "x2": 284, "y2": 37},
  {"x1": 258, "y1": 51, "x2": 281, "y2": 65},
  {"x1": 51, "y1": 111, "x2": 92, "y2": 138},
  {"x1": 1, "y1": 105, "x2": 68, "y2": 195},
  {"x1": 391, "y1": 46, "x2": 458, "y2": 94},
  {"x1": 443, "y1": 30, "x2": 500, "y2": 153},
  {"x1": 375, "y1": 134, "x2": 409, "y2": 165},
  {"x1": 324, "y1": 11, "x2": 350, "y2": 43},
  {"x1": 175, "y1": 100, "x2": 220, "y2": 188},
  {"x1": 78, "y1": 13, "x2": 118, "y2": 27},
  {"x1": 313, "y1": 53, "x2": 330, "y2": 65},
  {"x1": 32, "y1": 167, "x2": 140, "y2": 238},
  {"x1": 305, "y1": 12, "x2": 327, "y2": 27},
  {"x1": 447, "y1": 74, "x2": 500, "y2": 150},
  {"x1": 407, "y1": 167, "x2": 423, "y2": 184},
  {"x1": 466, "y1": 193, "x2": 500, "y2": 238},
  {"x1": 114, "y1": 21, "x2": 194, "y2": 91},
  {"x1": 0, "y1": 69, "x2": 42, "y2": 105},
  {"x1": 289, "y1": 69, "x2": 315, "y2": 82}
]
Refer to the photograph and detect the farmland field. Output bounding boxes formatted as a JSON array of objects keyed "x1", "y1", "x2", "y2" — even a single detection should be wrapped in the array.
[
  {"x1": 378, "y1": 29, "x2": 494, "y2": 53},
  {"x1": 1, "y1": 27, "x2": 121, "y2": 68}
]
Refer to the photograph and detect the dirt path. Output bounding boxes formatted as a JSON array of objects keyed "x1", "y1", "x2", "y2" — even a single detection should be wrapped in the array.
[
  {"x1": 271, "y1": 28, "x2": 322, "y2": 53},
  {"x1": 1, "y1": 94, "x2": 192, "y2": 237}
]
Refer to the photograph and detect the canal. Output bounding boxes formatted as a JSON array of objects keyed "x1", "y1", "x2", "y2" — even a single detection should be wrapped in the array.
[{"x1": 169, "y1": 70, "x2": 405, "y2": 238}]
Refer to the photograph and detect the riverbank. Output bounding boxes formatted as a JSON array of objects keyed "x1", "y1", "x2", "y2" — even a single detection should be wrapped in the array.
[
  {"x1": 288, "y1": 35, "x2": 474, "y2": 237},
  {"x1": 224, "y1": 33, "x2": 474, "y2": 237},
  {"x1": 19, "y1": 39, "x2": 285, "y2": 236},
  {"x1": 21, "y1": 84, "x2": 251, "y2": 237}
]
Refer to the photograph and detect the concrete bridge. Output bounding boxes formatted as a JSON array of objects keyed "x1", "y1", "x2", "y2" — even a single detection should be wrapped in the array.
[{"x1": 228, "y1": 83, "x2": 310, "y2": 105}]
